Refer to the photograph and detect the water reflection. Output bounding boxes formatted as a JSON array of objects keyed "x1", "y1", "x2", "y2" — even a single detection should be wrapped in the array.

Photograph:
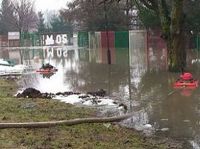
[
  {"x1": 40, "y1": 72, "x2": 55, "y2": 78},
  {"x1": 16, "y1": 43, "x2": 200, "y2": 148}
]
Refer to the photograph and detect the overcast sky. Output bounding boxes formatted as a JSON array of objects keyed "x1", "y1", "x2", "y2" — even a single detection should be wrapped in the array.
[{"x1": 34, "y1": 0, "x2": 71, "y2": 12}]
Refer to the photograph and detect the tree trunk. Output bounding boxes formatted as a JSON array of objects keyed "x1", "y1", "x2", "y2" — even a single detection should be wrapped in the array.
[
  {"x1": 157, "y1": 0, "x2": 185, "y2": 72},
  {"x1": 168, "y1": 31, "x2": 186, "y2": 72},
  {"x1": 167, "y1": 0, "x2": 185, "y2": 72}
]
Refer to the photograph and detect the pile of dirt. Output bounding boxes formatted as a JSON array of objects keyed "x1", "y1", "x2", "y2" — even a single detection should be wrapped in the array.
[
  {"x1": 16, "y1": 88, "x2": 127, "y2": 113},
  {"x1": 16, "y1": 88, "x2": 52, "y2": 99},
  {"x1": 16, "y1": 88, "x2": 107, "y2": 99}
]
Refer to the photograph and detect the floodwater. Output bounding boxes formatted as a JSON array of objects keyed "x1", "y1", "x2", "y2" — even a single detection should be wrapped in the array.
[{"x1": 18, "y1": 45, "x2": 200, "y2": 148}]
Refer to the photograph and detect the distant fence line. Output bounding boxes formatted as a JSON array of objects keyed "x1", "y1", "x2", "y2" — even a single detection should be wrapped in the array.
[
  {"x1": 78, "y1": 30, "x2": 166, "y2": 49},
  {"x1": 0, "y1": 30, "x2": 199, "y2": 70},
  {"x1": 0, "y1": 32, "x2": 74, "y2": 48},
  {"x1": 78, "y1": 30, "x2": 168, "y2": 70},
  {"x1": 0, "y1": 30, "x2": 168, "y2": 70},
  {"x1": 78, "y1": 30, "x2": 200, "y2": 69},
  {"x1": 0, "y1": 30, "x2": 197, "y2": 49}
]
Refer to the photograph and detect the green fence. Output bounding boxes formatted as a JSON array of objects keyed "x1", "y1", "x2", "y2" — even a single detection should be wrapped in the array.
[
  {"x1": 196, "y1": 35, "x2": 200, "y2": 51},
  {"x1": 78, "y1": 31, "x2": 129, "y2": 48},
  {"x1": 78, "y1": 31, "x2": 89, "y2": 47},
  {"x1": 20, "y1": 32, "x2": 42, "y2": 60},
  {"x1": 115, "y1": 31, "x2": 129, "y2": 48},
  {"x1": 20, "y1": 32, "x2": 41, "y2": 46}
]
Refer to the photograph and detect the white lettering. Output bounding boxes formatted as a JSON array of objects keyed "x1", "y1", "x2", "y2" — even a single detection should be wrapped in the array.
[
  {"x1": 44, "y1": 48, "x2": 73, "y2": 58},
  {"x1": 46, "y1": 47, "x2": 54, "y2": 58},
  {"x1": 63, "y1": 50, "x2": 68, "y2": 57},
  {"x1": 62, "y1": 34, "x2": 68, "y2": 44},
  {"x1": 57, "y1": 48, "x2": 62, "y2": 57},
  {"x1": 43, "y1": 34, "x2": 68, "y2": 45},
  {"x1": 56, "y1": 35, "x2": 62, "y2": 44},
  {"x1": 45, "y1": 35, "x2": 54, "y2": 45},
  {"x1": 42, "y1": 35, "x2": 45, "y2": 45}
]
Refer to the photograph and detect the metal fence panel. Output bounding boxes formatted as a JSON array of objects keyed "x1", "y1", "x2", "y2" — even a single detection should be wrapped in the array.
[
  {"x1": 78, "y1": 31, "x2": 88, "y2": 47},
  {"x1": 115, "y1": 31, "x2": 129, "y2": 48}
]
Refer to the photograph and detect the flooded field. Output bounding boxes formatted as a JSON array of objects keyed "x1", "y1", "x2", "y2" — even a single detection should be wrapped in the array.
[{"x1": 12, "y1": 45, "x2": 200, "y2": 148}]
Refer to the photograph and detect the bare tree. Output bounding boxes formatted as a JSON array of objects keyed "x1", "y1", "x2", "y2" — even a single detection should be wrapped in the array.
[
  {"x1": 0, "y1": 0, "x2": 38, "y2": 33},
  {"x1": 0, "y1": 0, "x2": 17, "y2": 34},
  {"x1": 37, "y1": 11, "x2": 46, "y2": 33},
  {"x1": 11, "y1": 0, "x2": 38, "y2": 32}
]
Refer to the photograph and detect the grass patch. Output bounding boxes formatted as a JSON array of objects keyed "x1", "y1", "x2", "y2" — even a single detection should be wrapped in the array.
[{"x1": 0, "y1": 78, "x2": 176, "y2": 148}]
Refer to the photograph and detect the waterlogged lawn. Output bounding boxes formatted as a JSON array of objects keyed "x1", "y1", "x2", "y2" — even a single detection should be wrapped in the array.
[{"x1": 0, "y1": 78, "x2": 172, "y2": 148}]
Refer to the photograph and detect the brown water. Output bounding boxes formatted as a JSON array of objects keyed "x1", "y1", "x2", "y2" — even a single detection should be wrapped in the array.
[{"x1": 19, "y1": 47, "x2": 200, "y2": 148}]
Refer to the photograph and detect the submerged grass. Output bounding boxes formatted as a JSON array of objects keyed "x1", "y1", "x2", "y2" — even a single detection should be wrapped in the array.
[{"x1": 0, "y1": 78, "x2": 175, "y2": 148}]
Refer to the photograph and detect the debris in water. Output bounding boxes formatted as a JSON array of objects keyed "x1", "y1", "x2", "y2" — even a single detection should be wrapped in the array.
[
  {"x1": 143, "y1": 124, "x2": 152, "y2": 129},
  {"x1": 183, "y1": 120, "x2": 190, "y2": 123},
  {"x1": 160, "y1": 128, "x2": 169, "y2": 132},
  {"x1": 87, "y1": 89, "x2": 106, "y2": 97},
  {"x1": 161, "y1": 118, "x2": 168, "y2": 121}
]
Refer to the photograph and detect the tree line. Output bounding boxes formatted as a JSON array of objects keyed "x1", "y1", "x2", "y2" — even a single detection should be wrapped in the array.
[{"x1": 0, "y1": 0, "x2": 73, "y2": 35}]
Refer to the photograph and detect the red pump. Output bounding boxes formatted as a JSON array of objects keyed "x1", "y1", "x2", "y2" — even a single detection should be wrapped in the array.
[
  {"x1": 173, "y1": 72, "x2": 198, "y2": 89},
  {"x1": 36, "y1": 63, "x2": 58, "y2": 74},
  {"x1": 180, "y1": 72, "x2": 193, "y2": 80}
]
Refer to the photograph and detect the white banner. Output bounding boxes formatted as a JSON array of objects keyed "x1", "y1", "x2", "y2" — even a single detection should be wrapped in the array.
[{"x1": 8, "y1": 32, "x2": 20, "y2": 40}]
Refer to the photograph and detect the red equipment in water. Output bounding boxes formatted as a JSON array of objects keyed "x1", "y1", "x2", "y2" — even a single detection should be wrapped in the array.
[
  {"x1": 36, "y1": 68, "x2": 58, "y2": 74},
  {"x1": 180, "y1": 72, "x2": 192, "y2": 80},
  {"x1": 36, "y1": 63, "x2": 58, "y2": 74},
  {"x1": 173, "y1": 72, "x2": 198, "y2": 89}
]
